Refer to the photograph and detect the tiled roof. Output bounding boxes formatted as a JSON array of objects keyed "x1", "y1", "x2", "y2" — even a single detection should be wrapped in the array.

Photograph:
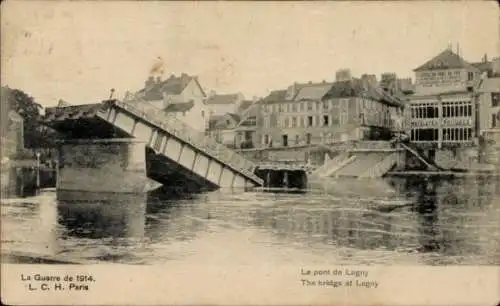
[
  {"x1": 414, "y1": 49, "x2": 478, "y2": 72},
  {"x1": 324, "y1": 79, "x2": 402, "y2": 107},
  {"x1": 205, "y1": 93, "x2": 240, "y2": 105},
  {"x1": 138, "y1": 74, "x2": 196, "y2": 101},
  {"x1": 471, "y1": 61, "x2": 495, "y2": 77},
  {"x1": 293, "y1": 84, "x2": 333, "y2": 101},
  {"x1": 164, "y1": 101, "x2": 195, "y2": 113},
  {"x1": 262, "y1": 90, "x2": 287, "y2": 104}
]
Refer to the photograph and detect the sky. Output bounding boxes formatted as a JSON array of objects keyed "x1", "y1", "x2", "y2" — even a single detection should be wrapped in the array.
[{"x1": 2, "y1": 1, "x2": 499, "y2": 107}]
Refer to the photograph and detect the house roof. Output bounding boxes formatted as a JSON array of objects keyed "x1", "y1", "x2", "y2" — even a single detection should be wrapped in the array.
[
  {"x1": 205, "y1": 93, "x2": 240, "y2": 105},
  {"x1": 137, "y1": 74, "x2": 203, "y2": 101},
  {"x1": 237, "y1": 100, "x2": 254, "y2": 113},
  {"x1": 293, "y1": 83, "x2": 333, "y2": 101},
  {"x1": 324, "y1": 79, "x2": 402, "y2": 107},
  {"x1": 414, "y1": 49, "x2": 478, "y2": 72},
  {"x1": 208, "y1": 113, "x2": 240, "y2": 130},
  {"x1": 226, "y1": 113, "x2": 241, "y2": 123},
  {"x1": 262, "y1": 89, "x2": 288, "y2": 104},
  {"x1": 164, "y1": 100, "x2": 195, "y2": 113},
  {"x1": 471, "y1": 61, "x2": 495, "y2": 76}
]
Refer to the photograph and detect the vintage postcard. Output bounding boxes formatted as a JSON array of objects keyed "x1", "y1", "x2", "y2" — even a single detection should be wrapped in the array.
[{"x1": 1, "y1": 1, "x2": 499, "y2": 305}]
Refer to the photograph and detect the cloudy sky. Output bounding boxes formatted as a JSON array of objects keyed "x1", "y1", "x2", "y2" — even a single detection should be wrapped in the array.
[{"x1": 2, "y1": 1, "x2": 498, "y2": 106}]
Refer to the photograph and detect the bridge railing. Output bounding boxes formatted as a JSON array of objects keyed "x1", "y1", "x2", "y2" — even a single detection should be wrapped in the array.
[{"x1": 107, "y1": 100, "x2": 261, "y2": 182}]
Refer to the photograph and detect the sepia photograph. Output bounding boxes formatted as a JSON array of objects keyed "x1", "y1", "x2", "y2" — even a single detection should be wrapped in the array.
[{"x1": 1, "y1": 1, "x2": 499, "y2": 305}]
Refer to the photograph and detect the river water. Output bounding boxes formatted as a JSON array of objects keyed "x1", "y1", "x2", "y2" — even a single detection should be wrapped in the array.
[{"x1": 1, "y1": 176, "x2": 499, "y2": 265}]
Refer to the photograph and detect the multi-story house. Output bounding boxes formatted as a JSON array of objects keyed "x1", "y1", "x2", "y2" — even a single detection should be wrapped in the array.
[
  {"x1": 130, "y1": 73, "x2": 208, "y2": 132},
  {"x1": 204, "y1": 92, "x2": 245, "y2": 116},
  {"x1": 404, "y1": 48, "x2": 496, "y2": 168},
  {"x1": 260, "y1": 70, "x2": 403, "y2": 148},
  {"x1": 206, "y1": 99, "x2": 260, "y2": 149}
]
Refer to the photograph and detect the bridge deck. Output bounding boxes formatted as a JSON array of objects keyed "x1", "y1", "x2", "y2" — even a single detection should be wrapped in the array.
[{"x1": 44, "y1": 100, "x2": 263, "y2": 189}]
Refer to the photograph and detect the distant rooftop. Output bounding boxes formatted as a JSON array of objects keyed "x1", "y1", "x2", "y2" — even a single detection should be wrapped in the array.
[
  {"x1": 137, "y1": 73, "x2": 205, "y2": 101},
  {"x1": 414, "y1": 49, "x2": 479, "y2": 72},
  {"x1": 205, "y1": 93, "x2": 241, "y2": 105},
  {"x1": 164, "y1": 100, "x2": 195, "y2": 113}
]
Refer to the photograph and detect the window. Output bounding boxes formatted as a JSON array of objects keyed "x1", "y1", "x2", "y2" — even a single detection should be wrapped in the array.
[
  {"x1": 306, "y1": 133, "x2": 312, "y2": 144},
  {"x1": 323, "y1": 115, "x2": 329, "y2": 126},
  {"x1": 468, "y1": 71, "x2": 474, "y2": 81},
  {"x1": 263, "y1": 134, "x2": 269, "y2": 145},
  {"x1": 291, "y1": 116, "x2": 297, "y2": 127},
  {"x1": 284, "y1": 117, "x2": 289, "y2": 128},
  {"x1": 307, "y1": 101, "x2": 313, "y2": 111},
  {"x1": 282, "y1": 134, "x2": 288, "y2": 147},
  {"x1": 295, "y1": 135, "x2": 300, "y2": 145},
  {"x1": 245, "y1": 116, "x2": 257, "y2": 126},
  {"x1": 323, "y1": 101, "x2": 329, "y2": 110},
  {"x1": 307, "y1": 116, "x2": 313, "y2": 127},
  {"x1": 493, "y1": 114, "x2": 497, "y2": 128},
  {"x1": 492, "y1": 93, "x2": 500, "y2": 107},
  {"x1": 292, "y1": 103, "x2": 297, "y2": 112},
  {"x1": 201, "y1": 110, "x2": 205, "y2": 118}
]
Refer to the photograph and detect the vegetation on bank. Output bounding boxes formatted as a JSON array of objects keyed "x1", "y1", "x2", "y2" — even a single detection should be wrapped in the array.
[{"x1": 1, "y1": 86, "x2": 59, "y2": 162}]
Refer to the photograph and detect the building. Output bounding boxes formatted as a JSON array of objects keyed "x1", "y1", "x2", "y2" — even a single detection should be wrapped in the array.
[
  {"x1": 129, "y1": 73, "x2": 208, "y2": 132},
  {"x1": 204, "y1": 92, "x2": 245, "y2": 116},
  {"x1": 207, "y1": 113, "x2": 241, "y2": 148},
  {"x1": 477, "y1": 76, "x2": 500, "y2": 132},
  {"x1": 259, "y1": 70, "x2": 403, "y2": 148},
  {"x1": 206, "y1": 99, "x2": 260, "y2": 149},
  {"x1": 404, "y1": 48, "x2": 496, "y2": 168},
  {"x1": 233, "y1": 100, "x2": 262, "y2": 149}
]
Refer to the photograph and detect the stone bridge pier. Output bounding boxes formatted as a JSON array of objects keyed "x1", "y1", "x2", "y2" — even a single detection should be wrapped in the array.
[{"x1": 56, "y1": 139, "x2": 156, "y2": 197}]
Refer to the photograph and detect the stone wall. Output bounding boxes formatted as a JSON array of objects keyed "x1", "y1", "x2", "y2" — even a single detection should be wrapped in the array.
[{"x1": 57, "y1": 139, "x2": 151, "y2": 193}]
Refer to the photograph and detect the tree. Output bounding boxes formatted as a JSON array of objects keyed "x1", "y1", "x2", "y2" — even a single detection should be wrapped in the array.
[{"x1": 1, "y1": 86, "x2": 58, "y2": 149}]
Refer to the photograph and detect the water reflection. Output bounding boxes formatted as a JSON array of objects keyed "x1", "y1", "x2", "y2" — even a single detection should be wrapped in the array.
[
  {"x1": 1, "y1": 176, "x2": 499, "y2": 265},
  {"x1": 414, "y1": 178, "x2": 440, "y2": 253},
  {"x1": 57, "y1": 191, "x2": 147, "y2": 239}
]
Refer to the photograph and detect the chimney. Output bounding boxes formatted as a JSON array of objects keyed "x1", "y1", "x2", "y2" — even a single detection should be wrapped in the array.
[
  {"x1": 156, "y1": 76, "x2": 162, "y2": 84},
  {"x1": 335, "y1": 69, "x2": 352, "y2": 82},
  {"x1": 483, "y1": 53, "x2": 488, "y2": 63},
  {"x1": 322, "y1": 80, "x2": 326, "y2": 84},
  {"x1": 145, "y1": 76, "x2": 155, "y2": 88}
]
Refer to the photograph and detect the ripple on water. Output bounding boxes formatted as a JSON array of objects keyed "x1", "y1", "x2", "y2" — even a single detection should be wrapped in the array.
[{"x1": 1, "y1": 176, "x2": 499, "y2": 265}]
